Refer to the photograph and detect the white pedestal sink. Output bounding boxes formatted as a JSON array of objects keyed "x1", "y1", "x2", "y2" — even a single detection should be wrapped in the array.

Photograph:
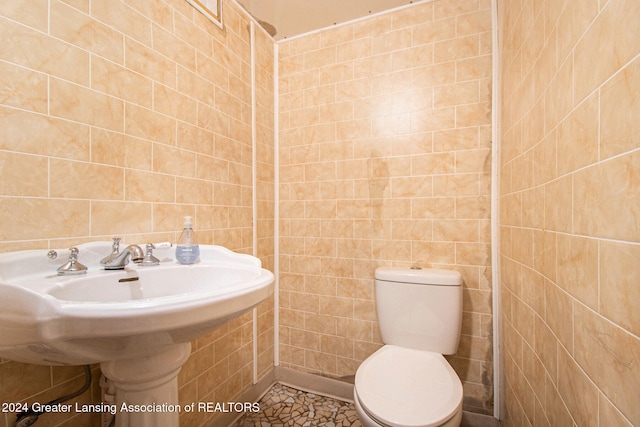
[
  {"x1": 0, "y1": 242, "x2": 274, "y2": 427},
  {"x1": 100, "y1": 343, "x2": 191, "y2": 427}
]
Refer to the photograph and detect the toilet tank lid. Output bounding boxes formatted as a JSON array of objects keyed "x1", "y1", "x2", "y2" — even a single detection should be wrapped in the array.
[{"x1": 375, "y1": 266, "x2": 462, "y2": 286}]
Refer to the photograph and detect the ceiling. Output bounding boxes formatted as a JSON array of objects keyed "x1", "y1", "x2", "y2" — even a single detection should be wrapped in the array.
[{"x1": 236, "y1": 0, "x2": 422, "y2": 41}]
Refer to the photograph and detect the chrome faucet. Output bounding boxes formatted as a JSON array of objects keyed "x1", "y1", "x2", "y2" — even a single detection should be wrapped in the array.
[
  {"x1": 100, "y1": 238, "x2": 144, "y2": 270},
  {"x1": 100, "y1": 237, "x2": 121, "y2": 265},
  {"x1": 138, "y1": 243, "x2": 160, "y2": 266},
  {"x1": 55, "y1": 247, "x2": 88, "y2": 276}
]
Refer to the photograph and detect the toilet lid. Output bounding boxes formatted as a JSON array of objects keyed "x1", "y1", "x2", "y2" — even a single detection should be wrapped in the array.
[{"x1": 355, "y1": 345, "x2": 463, "y2": 427}]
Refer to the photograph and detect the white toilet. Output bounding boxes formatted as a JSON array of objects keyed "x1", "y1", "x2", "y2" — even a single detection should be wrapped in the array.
[{"x1": 353, "y1": 266, "x2": 464, "y2": 427}]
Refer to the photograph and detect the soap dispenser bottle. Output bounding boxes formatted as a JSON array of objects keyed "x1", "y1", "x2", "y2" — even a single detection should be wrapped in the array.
[{"x1": 176, "y1": 216, "x2": 200, "y2": 265}]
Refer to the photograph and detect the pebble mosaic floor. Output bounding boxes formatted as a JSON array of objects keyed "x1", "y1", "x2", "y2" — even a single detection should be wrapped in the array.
[{"x1": 234, "y1": 383, "x2": 362, "y2": 427}]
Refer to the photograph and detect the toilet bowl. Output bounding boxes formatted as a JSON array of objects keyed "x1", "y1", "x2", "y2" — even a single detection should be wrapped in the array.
[
  {"x1": 353, "y1": 267, "x2": 465, "y2": 427},
  {"x1": 353, "y1": 345, "x2": 463, "y2": 427}
]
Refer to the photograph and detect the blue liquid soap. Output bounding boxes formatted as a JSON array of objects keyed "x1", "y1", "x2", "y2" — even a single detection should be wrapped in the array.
[
  {"x1": 176, "y1": 244, "x2": 200, "y2": 265},
  {"x1": 176, "y1": 216, "x2": 200, "y2": 265}
]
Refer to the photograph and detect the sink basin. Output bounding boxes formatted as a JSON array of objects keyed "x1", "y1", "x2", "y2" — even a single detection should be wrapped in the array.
[
  {"x1": 48, "y1": 266, "x2": 259, "y2": 302},
  {"x1": 0, "y1": 242, "x2": 274, "y2": 366},
  {"x1": 0, "y1": 241, "x2": 274, "y2": 426}
]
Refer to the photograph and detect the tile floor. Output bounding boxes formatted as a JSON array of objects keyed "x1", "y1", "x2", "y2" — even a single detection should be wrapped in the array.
[{"x1": 234, "y1": 383, "x2": 362, "y2": 427}]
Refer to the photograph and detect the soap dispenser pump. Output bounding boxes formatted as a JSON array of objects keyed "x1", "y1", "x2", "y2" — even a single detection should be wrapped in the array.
[{"x1": 176, "y1": 216, "x2": 200, "y2": 265}]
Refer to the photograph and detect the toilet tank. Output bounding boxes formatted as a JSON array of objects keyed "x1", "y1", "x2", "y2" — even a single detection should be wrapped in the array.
[{"x1": 375, "y1": 266, "x2": 463, "y2": 354}]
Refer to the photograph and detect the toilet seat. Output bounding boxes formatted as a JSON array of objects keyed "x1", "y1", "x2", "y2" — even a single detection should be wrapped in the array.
[{"x1": 355, "y1": 345, "x2": 463, "y2": 427}]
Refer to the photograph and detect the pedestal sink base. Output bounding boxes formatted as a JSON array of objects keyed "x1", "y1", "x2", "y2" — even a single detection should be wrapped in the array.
[{"x1": 101, "y1": 343, "x2": 191, "y2": 427}]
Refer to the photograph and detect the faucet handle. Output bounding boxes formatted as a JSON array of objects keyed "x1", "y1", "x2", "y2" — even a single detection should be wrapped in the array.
[
  {"x1": 101, "y1": 237, "x2": 122, "y2": 265},
  {"x1": 57, "y1": 247, "x2": 87, "y2": 276},
  {"x1": 151, "y1": 241, "x2": 172, "y2": 249},
  {"x1": 138, "y1": 243, "x2": 160, "y2": 266}
]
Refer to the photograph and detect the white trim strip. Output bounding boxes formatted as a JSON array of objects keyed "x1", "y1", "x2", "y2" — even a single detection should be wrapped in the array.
[
  {"x1": 491, "y1": 0, "x2": 501, "y2": 420},
  {"x1": 250, "y1": 21, "x2": 259, "y2": 385},
  {"x1": 273, "y1": 41, "x2": 280, "y2": 367}
]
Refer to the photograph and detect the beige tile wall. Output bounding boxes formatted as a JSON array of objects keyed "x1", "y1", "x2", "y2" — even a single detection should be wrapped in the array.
[
  {"x1": 278, "y1": 0, "x2": 494, "y2": 414},
  {"x1": 0, "y1": 0, "x2": 274, "y2": 426},
  {"x1": 499, "y1": 0, "x2": 640, "y2": 425}
]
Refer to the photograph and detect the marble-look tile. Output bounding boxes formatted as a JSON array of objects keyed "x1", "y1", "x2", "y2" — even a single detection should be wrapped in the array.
[{"x1": 235, "y1": 383, "x2": 361, "y2": 427}]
